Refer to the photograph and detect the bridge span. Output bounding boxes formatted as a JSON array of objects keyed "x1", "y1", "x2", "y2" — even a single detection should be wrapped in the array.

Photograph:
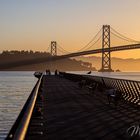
[
  {"x1": 50, "y1": 25, "x2": 140, "y2": 71},
  {"x1": 56, "y1": 43, "x2": 140, "y2": 59},
  {"x1": 1, "y1": 43, "x2": 140, "y2": 71},
  {"x1": 1, "y1": 25, "x2": 140, "y2": 71}
]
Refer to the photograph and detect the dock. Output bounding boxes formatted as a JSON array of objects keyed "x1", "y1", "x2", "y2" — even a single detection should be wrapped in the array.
[{"x1": 6, "y1": 73, "x2": 140, "y2": 140}]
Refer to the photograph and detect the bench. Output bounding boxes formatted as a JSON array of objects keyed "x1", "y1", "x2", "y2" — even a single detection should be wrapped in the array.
[{"x1": 105, "y1": 89, "x2": 122, "y2": 106}]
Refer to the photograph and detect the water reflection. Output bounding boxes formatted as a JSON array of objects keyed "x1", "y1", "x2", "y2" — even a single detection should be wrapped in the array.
[{"x1": 0, "y1": 71, "x2": 37, "y2": 140}]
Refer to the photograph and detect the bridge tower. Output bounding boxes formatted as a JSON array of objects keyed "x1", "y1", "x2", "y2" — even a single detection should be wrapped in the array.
[
  {"x1": 99, "y1": 25, "x2": 113, "y2": 72},
  {"x1": 51, "y1": 41, "x2": 57, "y2": 56}
]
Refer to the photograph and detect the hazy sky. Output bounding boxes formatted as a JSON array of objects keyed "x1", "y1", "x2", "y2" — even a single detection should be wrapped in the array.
[{"x1": 0, "y1": 0, "x2": 140, "y2": 58}]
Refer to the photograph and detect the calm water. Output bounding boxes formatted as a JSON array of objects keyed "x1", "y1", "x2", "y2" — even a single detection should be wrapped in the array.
[
  {"x1": 0, "y1": 71, "x2": 140, "y2": 139},
  {"x1": 68, "y1": 71, "x2": 140, "y2": 81},
  {"x1": 0, "y1": 72, "x2": 37, "y2": 140}
]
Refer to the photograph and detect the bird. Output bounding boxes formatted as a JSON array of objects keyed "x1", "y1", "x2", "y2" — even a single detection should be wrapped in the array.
[{"x1": 87, "y1": 71, "x2": 91, "y2": 74}]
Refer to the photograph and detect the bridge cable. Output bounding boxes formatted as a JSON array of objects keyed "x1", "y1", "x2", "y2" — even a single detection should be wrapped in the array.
[
  {"x1": 111, "y1": 27, "x2": 140, "y2": 43},
  {"x1": 57, "y1": 48, "x2": 67, "y2": 54},
  {"x1": 57, "y1": 43, "x2": 71, "y2": 54},
  {"x1": 46, "y1": 45, "x2": 50, "y2": 53},
  {"x1": 110, "y1": 31, "x2": 136, "y2": 43},
  {"x1": 83, "y1": 35, "x2": 102, "y2": 51},
  {"x1": 77, "y1": 28, "x2": 102, "y2": 52}
]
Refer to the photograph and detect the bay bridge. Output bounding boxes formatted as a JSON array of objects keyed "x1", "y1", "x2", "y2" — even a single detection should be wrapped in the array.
[
  {"x1": 5, "y1": 25, "x2": 140, "y2": 140},
  {"x1": 49, "y1": 25, "x2": 140, "y2": 72},
  {"x1": 1, "y1": 25, "x2": 140, "y2": 71}
]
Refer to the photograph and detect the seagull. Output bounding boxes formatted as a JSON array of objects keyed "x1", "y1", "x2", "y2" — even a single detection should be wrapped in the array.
[{"x1": 87, "y1": 71, "x2": 91, "y2": 74}]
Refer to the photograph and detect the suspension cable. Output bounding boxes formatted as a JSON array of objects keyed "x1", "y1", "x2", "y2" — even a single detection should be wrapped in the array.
[
  {"x1": 77, "y1": 28, "x2": 102, "y2": 52},
  {"x1": 57, "y1": 48, "x2": 67, "y2": 54},
  {"x1": 83, "y1": 35, "x2": 102, "y2": 51},
  {"x1": 57, "y1": 43, "x2": 71, "y2": 54},
  {"x1": 111, "y1": 27, "x2": 140, "y2": 43},
  {"x1": 110, "y1": 31, "x2": 136, "y2": 43},
  {"x1": 46, "y1": 46, "x2": 50, "y2": 52}
]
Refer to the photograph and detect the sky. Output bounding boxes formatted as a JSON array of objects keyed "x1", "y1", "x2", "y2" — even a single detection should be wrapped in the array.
[{"x1": 0, "y1": 0, "x2": 140, "y2": 58}]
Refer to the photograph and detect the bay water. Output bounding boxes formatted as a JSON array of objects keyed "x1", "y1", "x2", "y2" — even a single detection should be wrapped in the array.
[
  {"x1": 68, "y1": 71, "x2": 140, "y2": 81},
  {"x1": 0, "y1": 72, "x2": 37, "y2": 140}
]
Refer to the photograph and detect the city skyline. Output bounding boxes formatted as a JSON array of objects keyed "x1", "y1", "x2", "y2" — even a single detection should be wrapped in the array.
[{"x1": 0, "y1": 0, "x2": 140, "y2": 58}]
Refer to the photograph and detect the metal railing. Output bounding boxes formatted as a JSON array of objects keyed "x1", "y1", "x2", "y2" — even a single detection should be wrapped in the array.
[
  {"x1": 87, "y1": 75, "x2": 140, "y2": 105},
  {"x1": 60, "y1": 72, "x2": 140, "y2": 106},
  {"x1": 6, "y1": 74, "x2": 43, "y2": 140}
]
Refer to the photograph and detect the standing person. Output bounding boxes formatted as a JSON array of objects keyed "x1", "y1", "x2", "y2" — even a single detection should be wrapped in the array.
[
  {"x1": 49, "y1": 69, "x2": 51, "y2": 75},
  {"x1": 55, "y1": 69, "x2": 58, "y2": 75},
  {"x1": 46, "y1": 69, "x2": 51, "y2": 75}
]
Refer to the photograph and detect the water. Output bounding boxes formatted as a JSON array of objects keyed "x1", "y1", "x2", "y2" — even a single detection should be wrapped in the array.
[
  {"x1": 68, "y1": 71, "x2": 140, "y2": 81},
  {"x1": 0, "y1": 71, "x2": 37, "y2": 140}
]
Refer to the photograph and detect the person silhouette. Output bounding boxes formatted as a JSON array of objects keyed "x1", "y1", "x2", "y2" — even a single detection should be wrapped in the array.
[{"x1": 55, "y1": 69, "x2": 58, "y2": 75}]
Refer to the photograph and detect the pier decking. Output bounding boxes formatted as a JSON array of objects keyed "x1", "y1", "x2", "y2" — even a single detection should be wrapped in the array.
[{"x1": 26, "y1": 75, "x2": 140, "y2": 140}]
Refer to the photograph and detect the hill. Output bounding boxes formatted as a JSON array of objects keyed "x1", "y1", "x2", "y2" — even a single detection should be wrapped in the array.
[
  {"x1": 75, "y1": 56, "x2": 140, "y2": 71},
  {"x1": 0, "y1": 50, "x2": 96, "y2": 71}
]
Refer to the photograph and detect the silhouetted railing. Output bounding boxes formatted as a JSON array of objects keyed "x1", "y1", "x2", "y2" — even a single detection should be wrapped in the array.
[
  {"x1": 6, "y1": 74, "x2": 43, "y2": 140},
  {"x1": 88, "y1": 75, "x2": 140, "y2": 105},
  {"x1": 60, "y1": 72, "x2": 140, "y2": 106}
]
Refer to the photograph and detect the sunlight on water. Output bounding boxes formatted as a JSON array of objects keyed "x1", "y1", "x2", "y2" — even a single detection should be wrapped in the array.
[{"x1": 0, "y1": 72, "x2": 37, "y2": 140}]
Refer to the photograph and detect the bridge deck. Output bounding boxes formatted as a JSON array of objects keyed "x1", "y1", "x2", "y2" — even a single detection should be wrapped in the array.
[{"x1": 26, "y1": 75, "x2": 140, "y2": 140}]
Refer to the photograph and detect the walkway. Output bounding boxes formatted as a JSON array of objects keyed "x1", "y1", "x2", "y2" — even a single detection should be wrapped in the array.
[{"x1": 26, "y1": 75, "x2": 140, "y2": 140}]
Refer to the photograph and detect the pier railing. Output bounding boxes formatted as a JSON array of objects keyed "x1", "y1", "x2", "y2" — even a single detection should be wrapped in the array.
[
  {"x1": 60, "y1": 72, "x2": 140, "y2": 106},
  {"x1": 6, "y1": 74, "x2": 43, "y2": 140}
]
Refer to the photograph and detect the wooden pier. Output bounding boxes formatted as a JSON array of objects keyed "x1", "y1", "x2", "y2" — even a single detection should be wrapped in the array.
[{"x1": 7, "y1": 74, "x2": 140, "y2": 140}]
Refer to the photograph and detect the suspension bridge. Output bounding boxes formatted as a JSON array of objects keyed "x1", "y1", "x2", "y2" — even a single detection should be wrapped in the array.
[
  {"x1": 1, "y1": 25, "x2": 140, "y2": 71},
  {"x1": 49, "y1": 25, "x2": 140, "y2": 72},
  {"x1": 5, "y1": 25, "x2": 140, "y2": 140}
]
